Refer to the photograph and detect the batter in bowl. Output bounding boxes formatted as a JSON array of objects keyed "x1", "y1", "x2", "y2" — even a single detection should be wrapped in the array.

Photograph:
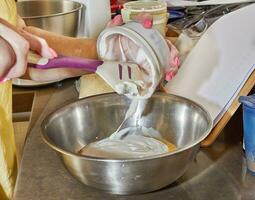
[{"x1": 79, "y1": 126, "x2": 176, "y2": 159}]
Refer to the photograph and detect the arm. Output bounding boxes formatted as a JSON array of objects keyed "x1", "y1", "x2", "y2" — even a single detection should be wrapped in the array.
[
  {"x1": 24, "y1": 26, "x2": 98, "y2": 59},
  {"x1": 0, "y1": 37, "x2": 15, "y2": 79},
  {"x1": 1, "y1": 16, "x2": 96, "y2": 82},
  {"x1": 23, "y1": 26, "x2": 98, "y2": 81}
]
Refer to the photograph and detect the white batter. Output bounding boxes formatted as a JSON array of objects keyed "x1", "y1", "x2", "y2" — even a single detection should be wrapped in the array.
[{"x1": 79, "y1": 126, "x2": 171, "y2": 159}]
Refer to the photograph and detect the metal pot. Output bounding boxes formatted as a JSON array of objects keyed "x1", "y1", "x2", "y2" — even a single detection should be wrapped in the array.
[
  {"x1": 41, "y1": 93, "x2": 212, "y2": 194},
  {"x1": 17, "y1": 0, "x2": 82, "y2": 37}
]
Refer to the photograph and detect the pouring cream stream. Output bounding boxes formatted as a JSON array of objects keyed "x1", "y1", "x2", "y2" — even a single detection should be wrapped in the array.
[{"x1": 79, "y1": 22, "x2": 177, "y2": 158}]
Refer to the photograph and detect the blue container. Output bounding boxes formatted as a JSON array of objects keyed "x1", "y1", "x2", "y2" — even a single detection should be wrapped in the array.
[{"x1": 239, "y1": 94, "x2": 255, "y2": 174}]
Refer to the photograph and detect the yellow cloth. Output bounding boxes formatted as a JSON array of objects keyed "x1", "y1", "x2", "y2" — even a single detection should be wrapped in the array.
[
  {"x1": 0, "y1": 0, "x2": 17, "y2": 25},
  {"x1": 0, "y1": 1, "x2": 18, "y2": 200}
]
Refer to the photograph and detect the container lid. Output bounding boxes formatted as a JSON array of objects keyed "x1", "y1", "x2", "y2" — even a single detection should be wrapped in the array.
[
  {"x1": 239, "y1": 94, "x2": 255, "y2": 109},
  {"x1": 123, "y1": 1, "x2": 167, "y2": 12}
]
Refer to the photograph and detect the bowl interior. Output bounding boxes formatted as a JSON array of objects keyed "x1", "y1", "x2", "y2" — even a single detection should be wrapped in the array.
[
  {"x1": 17, "y1": 0, "x2": 82, "y2": 18},
  {"x1": 42, "y1": 93, "x2": 212, "y2": 156}
]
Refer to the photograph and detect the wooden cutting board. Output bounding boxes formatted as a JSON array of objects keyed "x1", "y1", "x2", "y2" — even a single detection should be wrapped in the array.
[{"x1": 79, "y1": 74, "x2": 114, "y2": 99}]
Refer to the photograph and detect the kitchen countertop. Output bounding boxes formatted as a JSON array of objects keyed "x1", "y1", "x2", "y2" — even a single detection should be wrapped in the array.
[{"x1": 14, "y1": 80, "x2": 255, "y2": 200}]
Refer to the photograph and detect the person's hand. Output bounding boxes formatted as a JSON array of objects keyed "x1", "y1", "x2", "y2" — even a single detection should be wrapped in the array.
[
  {"x1": 165, "y1": 39, "x2": 180, "y2": 81},
  {"x1": 17, "y1": 16, "x2": 87, "y2": 82},
  {"x1": 106, "y1": 14, "x2": 180, "y2": 82},
  {"x1": 107, "y1": 13, "x2": 153, "y2": 29},
  {"x1": 0, "y1": 17, "x2": 56, "y2": 81},
  {"x1": 23, "y1": 26, "x2": 97, "y2": 82}
]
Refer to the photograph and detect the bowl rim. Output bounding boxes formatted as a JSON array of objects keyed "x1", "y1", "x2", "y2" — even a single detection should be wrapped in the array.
[
  {"x1": 17, "y1": 0, "x2": 83, "y2": 19},
  {"x1": 41, "y1": 92, "x2": 213, "y2": 162}
]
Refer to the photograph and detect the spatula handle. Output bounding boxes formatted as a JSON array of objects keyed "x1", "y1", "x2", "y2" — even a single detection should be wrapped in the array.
[{"x1": 30, "y1": 56, "x2": 103, "y2": 73}]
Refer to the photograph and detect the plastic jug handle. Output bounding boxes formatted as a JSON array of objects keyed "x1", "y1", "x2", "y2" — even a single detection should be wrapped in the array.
[{"x1": 239, "y1": 94, "x2": 255, "y2": 108}]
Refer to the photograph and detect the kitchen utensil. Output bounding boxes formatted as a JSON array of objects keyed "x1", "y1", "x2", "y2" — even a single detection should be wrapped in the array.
[
  {"x1": 13, "y1": 52, "x2": 65, "y2": 87},
  {"x1": 28, "y1": 53, "x2": 143, "y2": 94},
  {"x1": 17, "y1": 0, "x2": 82, "y2": 37},
  {"x1": 28, "y1": 55, "x2": 102, "y2": 72},
  {"x1": 41, "y1": 92, "x2": 212, "y2": 194}
]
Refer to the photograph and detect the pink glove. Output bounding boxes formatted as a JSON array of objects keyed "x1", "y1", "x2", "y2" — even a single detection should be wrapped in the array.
[
  {"x1": 107, "y1": 13, "x2": 153, "y2": 29},
  {"x1": 0, "y1": 17, "x2": 57, "y2": 81},
  {"x1": 165, "y1": 40, "x2": 180, "y2": 81}
]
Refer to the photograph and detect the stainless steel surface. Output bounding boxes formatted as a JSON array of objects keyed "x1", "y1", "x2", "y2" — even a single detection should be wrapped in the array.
[
  {"x1": 41, "y1": 93, "x2": 212, "y2": 194},
  {"x1": 17, "y1": 0, "x2": 82, "y2": 37},
  {"x1": 14, "y1": 83, "x2": 255, "y2": 200}
]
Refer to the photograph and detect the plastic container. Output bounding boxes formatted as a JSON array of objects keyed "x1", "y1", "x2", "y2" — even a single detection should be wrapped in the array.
[
  {"x1": 239, "y1": 94, "x2": 255, "y2": 174},
  {"x1": 121, "y1": 1, "x2": 168, "y2": 36},
  {"x1": 97, "y1": 22, "x2": 170, "y2": 99}
]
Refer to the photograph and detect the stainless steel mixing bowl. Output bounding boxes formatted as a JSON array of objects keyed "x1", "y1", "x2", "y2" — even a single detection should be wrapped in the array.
[
  {"x1": 17, "y1": 0, "x2": 82, "y2": 37},
  {"x1": 42, "y1": 93, "x2": 212, "y2": 194}
]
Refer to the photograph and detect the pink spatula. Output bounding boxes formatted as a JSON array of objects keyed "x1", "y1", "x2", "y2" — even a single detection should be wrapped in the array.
[{"x1": 28, "y1": 53, "x2": 143, "y2": 92}]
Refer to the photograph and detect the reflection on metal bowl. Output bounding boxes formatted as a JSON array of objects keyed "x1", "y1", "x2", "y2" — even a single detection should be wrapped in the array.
[
  {"x1": 42, "y1": 93, "x2": 212, "y2": 195},
  {"x1": 17, "y1": 0, "x2": 82, "y2": 37}
]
